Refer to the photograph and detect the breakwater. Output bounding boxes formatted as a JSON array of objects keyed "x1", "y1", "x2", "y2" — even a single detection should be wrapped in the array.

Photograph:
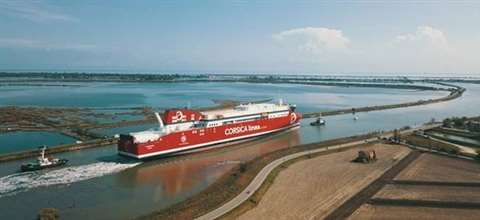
[
  {"x1": 0, "y1": 138, "x2": 116, "y2": 162},
  {"x1": 303, "y1": 84, "x2": 464, "y2": 118}
]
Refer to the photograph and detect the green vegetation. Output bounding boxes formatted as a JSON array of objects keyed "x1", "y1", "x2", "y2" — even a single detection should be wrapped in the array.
[
  {"x1": 442, "y1": 116, "x2": 480, "y2": 132},
  {"x1": 0, "y1": 72, "x2": 208, "y2": 82},
  {"x1": 443, "y1": 117, "x2": 469, "y2": 127}
]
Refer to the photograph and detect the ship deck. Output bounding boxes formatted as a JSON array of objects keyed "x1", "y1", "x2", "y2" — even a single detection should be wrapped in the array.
[{"x1": 200, "y1": 103, "x2": 290, "y2": 120}]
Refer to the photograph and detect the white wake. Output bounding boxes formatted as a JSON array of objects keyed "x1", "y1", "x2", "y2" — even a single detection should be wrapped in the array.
[{"x1": 0, "y1": 161, "x2": 140, "y2": 198}]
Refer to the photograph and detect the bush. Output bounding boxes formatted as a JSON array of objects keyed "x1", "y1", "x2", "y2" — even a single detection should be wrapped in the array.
[
  {"x1": 453, "y1": 117, "x2": 467, "y2": 127},
  {"x1": 443, "y1": 118, "x2": 452, "y2": 127},
  {"x1": 475, "y1": 150, "x2": 480, "y2": 162},
  {"x1": 402, "y1": 126, "x2": 411, "y2": 130},
  {"x1": 239, "y1": 163, "x2": 247, "y2": 173},
  {"x1": 447, "y1": 148, "x2": 459, "y2": 155},
  {"x1": 38, "y1": 208, "x2": 58, "y2": 220}
]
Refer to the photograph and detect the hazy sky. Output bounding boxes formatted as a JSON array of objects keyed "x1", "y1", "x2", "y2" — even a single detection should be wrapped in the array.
[{"x1": 1, "y1": 0, "x2": 479, "y2": 74}]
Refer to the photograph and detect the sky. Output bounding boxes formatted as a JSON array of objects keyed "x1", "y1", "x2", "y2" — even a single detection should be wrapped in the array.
[{"x1": 0, "y1": 0, "x2": 479, "y2": 75}]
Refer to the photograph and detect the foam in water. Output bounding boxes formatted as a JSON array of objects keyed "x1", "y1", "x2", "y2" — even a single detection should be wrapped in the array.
[{"x1": 0, "y1": 161, "x2": 140, "y2": 198}]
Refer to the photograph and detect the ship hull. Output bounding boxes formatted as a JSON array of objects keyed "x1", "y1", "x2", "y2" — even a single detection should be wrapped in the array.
[
  {"x1": 118, "y1": 112, "x2": 301, "y2": 159},
  {"x1": 20, "y1": 159, "x2": 68, "y2": 172}
]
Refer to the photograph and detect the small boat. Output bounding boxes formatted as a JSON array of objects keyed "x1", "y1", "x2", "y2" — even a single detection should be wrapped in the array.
[
  {"x1": 310, "y1": 117, "x2": 326, "y2": 126},
  {"x1": 352, "y1": 109, "x2": 359, "y2": 120},
  {"x1": 20, "y1": 146, "x2": 68, "y2": 172}
]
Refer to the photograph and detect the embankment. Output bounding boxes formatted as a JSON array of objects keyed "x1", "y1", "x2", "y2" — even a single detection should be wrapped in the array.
[
  {"x1": 137, "y1": 133, "x2": 379, "y2": 220},
  {"x1": 0, "y1": 138, "x2": 116, "y2": 162},
  {"x1": 303, "y1": 85, "x2": 464, "y2": 118}
]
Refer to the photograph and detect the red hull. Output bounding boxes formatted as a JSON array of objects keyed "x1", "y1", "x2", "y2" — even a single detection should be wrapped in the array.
[{"x1": 118, "y1": 112, "x2": 301, "y2": 159}]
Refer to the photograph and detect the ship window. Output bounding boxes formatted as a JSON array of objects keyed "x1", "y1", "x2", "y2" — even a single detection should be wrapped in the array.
[
  {"x1": 207, "y1": 122, "x2": 220, "y2": 128},
  {"x1": 195, "y1": 121, "x2": 207, "y2": 128}
]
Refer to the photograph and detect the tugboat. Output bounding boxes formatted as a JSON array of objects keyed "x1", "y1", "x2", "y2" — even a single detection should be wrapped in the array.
[
  {"x1": 20, "y1": 146, "x2": 68, "y2": 172},
  {"x1": 310, "y1": 117, "x2": 326, "y2": 126}
]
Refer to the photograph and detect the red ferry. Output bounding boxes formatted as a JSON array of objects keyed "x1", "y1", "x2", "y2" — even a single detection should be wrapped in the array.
[{"x1": 118, "y1": 100, "x2": 301, "y2": 159}]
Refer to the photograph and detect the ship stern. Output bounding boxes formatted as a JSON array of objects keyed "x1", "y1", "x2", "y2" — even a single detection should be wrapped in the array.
[{"x1": 118, "y1": 134, "x2": 141, "y2": 159}]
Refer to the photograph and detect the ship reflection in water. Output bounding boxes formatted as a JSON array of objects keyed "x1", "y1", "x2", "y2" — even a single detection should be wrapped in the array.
[{"x1": 116, "y1": 128, "x2": 300, "y2": 204}]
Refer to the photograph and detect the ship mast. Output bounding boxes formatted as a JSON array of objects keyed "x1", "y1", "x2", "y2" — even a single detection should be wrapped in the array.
[
  {"x1": 154, "y1": 112, "x2": 164, "y2": 130},
  {"x1": 40, "y1": 145, "x2": 46, "y2": 159}
]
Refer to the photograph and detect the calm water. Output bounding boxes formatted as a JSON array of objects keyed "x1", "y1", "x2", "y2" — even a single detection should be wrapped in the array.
[
  {"x1": 0, "y1": 82, "x2": 478, "y2": 219},
  {"x1": 0, "y1": 82, "x2": 447, "y2": 113},
  {"x1": 90, "y1": 123, "x2": 158, "y2": 137},
  {"x1": 0, "y1": 131, "x2": 76, "y2": 154},
  {"x1": 85, "y1": 109, "x2": 146, "y2": 124}
]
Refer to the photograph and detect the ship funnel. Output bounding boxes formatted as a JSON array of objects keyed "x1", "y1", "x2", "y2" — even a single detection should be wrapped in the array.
[{"x1": 154, "y1": 112, "x2": 164, "y2": 128}]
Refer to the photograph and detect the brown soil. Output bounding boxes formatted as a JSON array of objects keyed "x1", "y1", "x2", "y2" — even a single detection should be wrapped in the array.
[
  {"x1": 234, "y1": 144, "x2": 410, "y2": 220},
  {"x1": 374, "y1": 184, "x2": 480, "y2": 203},
  {"x1": 137, "y1": 133, "x2": 383, "y2": 220},
  {"x1": 395, "y1": 153, "x2": 480, "y2": 182},
  {"x1": 349, "y1": 204, "x2": 480, "y2": 220}
]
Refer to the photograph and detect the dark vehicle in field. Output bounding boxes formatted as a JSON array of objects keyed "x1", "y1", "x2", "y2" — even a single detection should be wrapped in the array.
[{"x1": 352, "y1": 150, "x2": 377, "y2": 163}]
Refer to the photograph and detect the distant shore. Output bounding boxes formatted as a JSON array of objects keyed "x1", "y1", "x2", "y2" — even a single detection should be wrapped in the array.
[{"x1": 1, "y1": 72, "x2": 479, "y2": 84}]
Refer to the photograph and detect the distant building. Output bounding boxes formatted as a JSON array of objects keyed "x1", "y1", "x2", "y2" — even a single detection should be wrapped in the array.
[
  {"x1": 467, "y1": 120, "x2": 480, "y2": 132},
  {"x1": 414, "y1": 129, "x2": 424, "y2": 135},
  {"x1": 443, "y1": 120, "x2": 454, "y2": 128}
]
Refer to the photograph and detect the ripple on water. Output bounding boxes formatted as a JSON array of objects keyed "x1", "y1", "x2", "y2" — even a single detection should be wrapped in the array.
[{"x1": 0, "y1": 161, "x2": 140, "y2": 198}]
